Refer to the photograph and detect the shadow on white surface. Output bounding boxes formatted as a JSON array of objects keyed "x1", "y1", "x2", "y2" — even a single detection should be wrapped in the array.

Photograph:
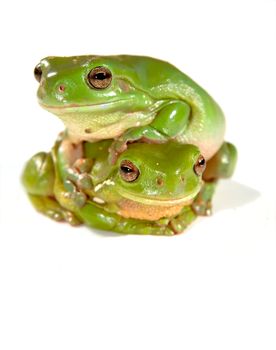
[
  {"x1": 92, "y1": 180, "x2": 260, "y2": 238},
  {"x1": 213, "y1": 180, "x2": 260, "y2": 212}
]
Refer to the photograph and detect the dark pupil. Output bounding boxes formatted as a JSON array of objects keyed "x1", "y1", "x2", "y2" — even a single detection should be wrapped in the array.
[
  {"x1": 94, "y1": 72, "x2": 107, "y2": 80},
  {"x1": 121, "y1": 166, "x2": 133, "y2": 173},
  {"x1": 35, "y1": 67, "x2": 41, "y2": 75},
  {"x1": 34, "y1": 66, "x2": 42, "y2": 81},
  {"x1": 199, "y1": 159, "x2": 205, "y2": 166}
]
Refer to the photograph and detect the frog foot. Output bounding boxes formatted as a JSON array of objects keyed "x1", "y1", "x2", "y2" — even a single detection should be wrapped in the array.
[
  {"x1": 47, "y1": 205, "x2": 81, "y2": 225},
  {"x1": 28, "y1": 194, "x2": 81, "y2": 226},
  {"x1": 119, "y1": 219, "x2": 175, "y2": 236},
  {"x1": 72, "y1": 158, "x2": 94, "y2": 174},
  {"x1": 154, "y1": 218, "x2": 175, "y2": 236},
  {"x1": 192, "y1": 200, "x2": 212, "y2": 216},
  {"x1": 63, "y1": 179, "x2": 88, "y2": 208},
  {"x1": 63, "y1": 158, "x2": 94, "y2": 206},
  {"x1": 168, "y1": 206, "x2": 197, "y2": 234},
  {"x1": 69, "y1": 158, "x2": 94, "y2": 190},
  {"x1": 108, "y1": 140, "x2": 128, "y2": 164}
]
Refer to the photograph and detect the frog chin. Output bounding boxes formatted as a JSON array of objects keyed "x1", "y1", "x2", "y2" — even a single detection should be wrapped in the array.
[
  {"x1": 117, "y1": 187, "x2": 201, "y2": 207},
  {"x1": 39, "y1": 101, "x2": 156, "y2": 141}
]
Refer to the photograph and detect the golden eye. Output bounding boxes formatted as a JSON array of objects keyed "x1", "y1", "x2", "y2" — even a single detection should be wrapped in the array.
[
  {"x1": 34, "y1": 64, "x2": 42, "y2": 82},
  {"x1": 87, "y1": 66, "x2": 112, "y2": 89},
  {"x1": 194, "y1": 155, "x2": 206, "y2": 176},
  {"x1": 120, "y1": 160, "x2": 140, "y2": 182}
]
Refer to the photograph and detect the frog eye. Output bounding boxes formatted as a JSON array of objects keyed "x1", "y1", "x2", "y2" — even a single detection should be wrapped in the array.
[
  {"x1": 87, "y1": 66, "x2": 112, "y2": 89},
  {"x1": 34, "y1": 64, "x2": 42, "y2": 82},
  {"x1": 120, "y1": 160, "x2": 140, "y2": 182},
  {"x1": 194, "y1": 155, "x2": 206, "y2": 176}
]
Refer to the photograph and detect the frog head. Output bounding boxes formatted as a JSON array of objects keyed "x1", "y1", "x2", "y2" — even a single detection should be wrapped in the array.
[
  {"x1": 35, "y1": 55, "x2": 162, "y2": 141},
  {"x1": 100, "y1": 142, "x2": 205, "y2": 207},
  {"x1": 115, "y1": 142, "x2": 205, "y2": 206}
]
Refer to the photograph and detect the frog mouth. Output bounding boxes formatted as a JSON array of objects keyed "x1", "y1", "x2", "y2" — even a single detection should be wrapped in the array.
[
  {"x1": 118, "y1": 187, "x2": 201, "y2": 207},
  {"x1": 39, "y1": 100, "x2": 129, "y2": 114},
  {"x1": 39, "y1": 98, "x2": 164, "y2": 116},
  {"x1": 39, "y1": 100, "x2": 161, "y2": 140}
]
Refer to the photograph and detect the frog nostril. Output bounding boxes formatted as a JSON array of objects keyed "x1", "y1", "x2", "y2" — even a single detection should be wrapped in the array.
[
  {"x1": 156, "y1": 177, "x2": 164, "y2": 186},
  {"x1": 58, "y1": 84, "x2": 66, "y2": 93},
  {"x1": 180, "y1": 175, "x2": 185, "y2": 183}
]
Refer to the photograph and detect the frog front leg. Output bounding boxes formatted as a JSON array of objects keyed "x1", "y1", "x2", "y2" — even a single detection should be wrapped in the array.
[
  {"x1": 22, "y1": 152, "x2": 80, "y2": 225},
  {"x1": 109, "y1": 101, "x2": 191, "y2": 163},
  {"x1": 192, "y1": 181, "x2": 217, "y2": 216},
  {"x1": 192, "y1": 142, "x2": 238, "y2": 216},
  {"x1": 53, "y1": 137, "x2": 96, "y2": 208},
  {"x1": 78, "y1": 201, "x2": 175, "y2": 235},
  {"x1": 169, "y1": 206, "x2": 198, "y2": 234}
]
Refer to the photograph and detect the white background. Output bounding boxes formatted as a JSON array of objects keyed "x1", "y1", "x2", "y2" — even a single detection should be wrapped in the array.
[{"x1": 0, "y1": 0, "x2": 275, "y2": 349}]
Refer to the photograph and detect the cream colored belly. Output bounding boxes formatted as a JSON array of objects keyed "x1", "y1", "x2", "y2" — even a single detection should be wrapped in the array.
[{"x1": 118, "y1": 198, "x2": 193, "y2": 221}]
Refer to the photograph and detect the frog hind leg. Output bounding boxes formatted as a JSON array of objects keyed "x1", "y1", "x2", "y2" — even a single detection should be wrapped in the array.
[
  {"x1": 22, "y1": 152, "x2": 80, "y2": 225},
  {"x1": 192, "y1": 142, "x2": 238, "y2": 216}
]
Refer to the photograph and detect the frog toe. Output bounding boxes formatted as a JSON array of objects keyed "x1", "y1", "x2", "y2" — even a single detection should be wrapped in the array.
[
  {"x1": 28, "y1": 194, "x2": 81, "y2": 226},
  {"x1": 192, "y1": 200, "x2": 213, "y2": 216}
]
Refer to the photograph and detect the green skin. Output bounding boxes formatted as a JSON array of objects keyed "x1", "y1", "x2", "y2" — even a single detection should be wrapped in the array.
[
  {"x1": 37, "y1": 55, "x2": 225, "y2": 162},
  {"x1": 23, "y1": 55, "x2": 237, "y2": 235},
  {"x1": 22, "y1": 140, "x2": 237, "y2": 235}
]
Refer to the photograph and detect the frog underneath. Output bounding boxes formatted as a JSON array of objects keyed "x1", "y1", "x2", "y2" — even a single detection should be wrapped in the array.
[{"x1": 22, "y1": 140, "x2": 237, "y2": 235}]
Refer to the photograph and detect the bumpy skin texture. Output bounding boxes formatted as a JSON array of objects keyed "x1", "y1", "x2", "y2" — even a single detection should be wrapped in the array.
[
  {"x1": 22, "y1": 139, "x2": 237, "y2": 235},
  {"x1": 36, "y1": 55, "x2": 225, "y2": 161}
]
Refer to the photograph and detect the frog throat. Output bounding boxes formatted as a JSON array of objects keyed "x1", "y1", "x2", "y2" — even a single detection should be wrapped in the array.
[{"x1": 39, "y1": 100, "x2": 162, "y2": 141}]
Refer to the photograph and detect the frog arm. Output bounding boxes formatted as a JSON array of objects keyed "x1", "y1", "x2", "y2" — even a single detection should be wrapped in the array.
[
  {"x1": 192, "y1": 181, "x2": 217, "y2": 216},
  {"x1": 150, "y1": 101, "x2": 191, "y2": 137},
  {"x1": 109, "y1": 102, "x2": 191, "y2": 160},
  {"x1": 78, "y1": 201, "x2": 175, "y2": 235},
  {"x1": 52, "y1": 137, "x2": 96, "y2": 208},
  {"x1": 192, "y1": 142, "x2": 238, "y2": 216}
]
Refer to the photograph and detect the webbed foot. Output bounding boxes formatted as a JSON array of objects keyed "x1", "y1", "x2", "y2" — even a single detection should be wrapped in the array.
[
  {"x1": 108, "y1": 140, "x2": 128, "y2": 164},
  {"x1": 169, "y1": 206, "x2": 197, "y2": 234},
  {"x1": 28, "y1": 194, "x2": 81, "y2": 225},
  {"x1": 192, "y1": 199, "x2": 213, "y2": 216},
  {"x1": 62, "y1": 158, "x2": 94, "y2": 207},
  {"x1": 192, "y1": 181, "x2": 216, "y2": 216}
]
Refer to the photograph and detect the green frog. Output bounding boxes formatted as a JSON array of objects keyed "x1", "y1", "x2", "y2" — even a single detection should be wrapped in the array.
[
  {"x1": 22, "y1": 139, "x2": 237, "y2": 235},
  {"x1": 35, "y1": 55, "x2": 225, "y2": 162}
]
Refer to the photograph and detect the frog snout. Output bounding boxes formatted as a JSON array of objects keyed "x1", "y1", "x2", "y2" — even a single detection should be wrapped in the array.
[
  {"x1": 155, "y1": 175, "x2": 187, "y2": 194},
  {"x1": 156, "y1": 177, "x2": 164, "y2": 186},
  {"x1": 156, "y1": 175, "x2": 186, "y2": 187}
]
